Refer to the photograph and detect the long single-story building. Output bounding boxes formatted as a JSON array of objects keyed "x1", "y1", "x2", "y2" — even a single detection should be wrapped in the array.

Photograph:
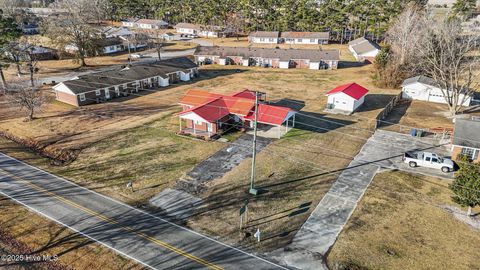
[
  {"x1": 401, "y1": 75, "x2": 472, "y2": 106},
  {"x1": 177, "y1": 89, "x2": 296, "y2": 139},
  {"x1": 348, "y1": 37, "x2": 380, "y2": 61},
  {"x1": 280, "y1": 32, "x2": 330, "y2": 45},
  {"x1": 248, "y1": 31, "x2": 280, "y2": 44},
  {"x1": 325, "y1": 83, "x2": 369, "y2": 113},
  {"x1": 194, "y1": 46, "x2": 340, "y2": 70},
  {"x1": 174, "y1": 23, "x2": 231, "y2": 38},
  {"x1": 451, "y1": 118, "x2": 480, "y2": 162},
  {"x1": 53, "y1": 57, "x2": 198, "y2": 107},
  {"x1": 248, "y1": 31, "x2": 330, "y2": 44}
]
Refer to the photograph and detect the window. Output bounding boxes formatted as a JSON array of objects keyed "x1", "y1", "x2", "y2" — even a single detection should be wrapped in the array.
[
  {"x1": 95, "y1": 90, "x2": 101, "y2": 96},
  {"x1": 461, "y1": 147, "x2": 478, "y2": 160},
  {"x1": 194, "y1": 120, "x2": 202, "y2": 125},
  {"x1": 310, "y1": 39, "x2": 315, "y2": 43},
  {"x1": 79, "y1": 93, "x2": 86, "y2": 101},
  {"x1": 297, "y1": 38, "x2": 303, "y2": 42},
  {"x1": 268, "y1": 38, "x2": 274, "y2": 42},
  {"x1": 260, "y1": 38, "x2": 265, "y2": 42}
]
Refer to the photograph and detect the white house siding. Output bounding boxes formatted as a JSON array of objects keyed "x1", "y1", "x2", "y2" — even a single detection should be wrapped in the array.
[
  {"x1": 103, "y1": 45, "x2": 124, "y2": 54},
  {"x1": 279, "y1": 61, "x2": 290, "y2": 69},
  {"x1": 177, "y1": 28, "x2": 196, "y2": 34},
  {"x1": 250, "y1": 37, "x2": 278, "y2": 44},
  {"x1": 198, "y1": 31, "x2": 219, "y2": 38},
  {"x1": 327, "y1": 92, "x2": 360, "y2": 112},
  {"x1": 402, "y1": 82, "x2": 472, "y2": 106},
  {"x1": 180, "y1": 72, "x2": 191, "y2": 81},
  {"x1": 159, "y1": 77, "x2": 169, "y2": 87},
  {"x1": 309, "y1": 62, "x2": 320, "y2": 70},
  {"x1": 242, "y1": 59, "x2": 249, "y2": 66},
  {"x1": 219, "y1": 58, "x2": 227, "y2": 65},
  {"x1": 122, "y1": 22, "x2": 135, "y2": 27},
  {"x1": 353, "y1": 95, "x2": 365, "y2": 112}
]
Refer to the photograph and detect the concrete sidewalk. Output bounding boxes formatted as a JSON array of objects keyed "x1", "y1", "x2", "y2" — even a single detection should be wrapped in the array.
[{"x1": 276, "y1": 130, "x2": 451, "y2": 269}]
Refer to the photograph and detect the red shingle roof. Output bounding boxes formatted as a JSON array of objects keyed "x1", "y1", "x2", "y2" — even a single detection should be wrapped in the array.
[{"x1": 325, "y1": 83, "x2": 369, "y2": 100}]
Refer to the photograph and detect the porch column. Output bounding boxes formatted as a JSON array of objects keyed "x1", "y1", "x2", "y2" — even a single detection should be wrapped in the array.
[
  {"x1": 179, "y1": 117, "x2": 182, "y2": 131},
  {"x1": 285, "y1": 119, "x2": 289, "y2": 132},
  {"x1": 193, "y1": 123, "x2": 196, "y2": 135}
]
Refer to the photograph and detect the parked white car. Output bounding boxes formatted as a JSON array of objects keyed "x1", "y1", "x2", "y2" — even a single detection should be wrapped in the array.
[{"x1": 402, "y1": 151, "x2": 454, "y2": 173}]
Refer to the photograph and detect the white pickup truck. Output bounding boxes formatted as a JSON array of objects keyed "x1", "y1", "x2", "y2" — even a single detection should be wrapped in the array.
[{"x1": 402, "y1": 151, "x2": 454, "y2": 173}]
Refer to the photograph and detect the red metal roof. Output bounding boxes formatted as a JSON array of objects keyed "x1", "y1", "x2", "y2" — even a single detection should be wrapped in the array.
[
  {"x1": 231, "y1": 89, "x2": 256, "y2": 100},
  {"x1": 178, "y1": 97, "x2": 230, "y2": 122},
  {"x1": 325, "y1": 83, "x2": 369, "y2": 100},
  {"x1": 245, "y1": 104, "x2": 294, "y2": 126},
  {"x1": 178, "y1": 90, "x2": 294, "y2": 124}
]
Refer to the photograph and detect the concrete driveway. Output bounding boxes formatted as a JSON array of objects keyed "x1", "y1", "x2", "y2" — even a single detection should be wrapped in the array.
[{"x1": 276, "y1": 130, "x2": 452, "y2": 270}]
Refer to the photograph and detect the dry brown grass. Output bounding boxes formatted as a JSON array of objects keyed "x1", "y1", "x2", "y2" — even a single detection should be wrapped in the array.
[
  {"x1": 195, "y1": 37, "x2": 356, "y2": 61},
  {"x1": 0, "y1": 197, "x2": 144, "y2": 270},
  {"x1": 327, "y1": 171, "x2": 480, "y2": 270},
  {"x1": 380, "y1": 100, "x2": 480, "y2": 133}
]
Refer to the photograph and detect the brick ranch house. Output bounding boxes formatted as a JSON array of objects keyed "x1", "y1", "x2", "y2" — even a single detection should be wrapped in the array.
[
  {"x1": 53, "y1": 57, "x2": 198, "y2": 107},
  {"x1": 194, "y1": 46, "x2": 340, "y2": 70},
  {"x1": 451, "y1": 118, "x2": 480, "y2": 162},
  {"x1": 177, "y1": 89, "x2": 296, "y2": 139}
]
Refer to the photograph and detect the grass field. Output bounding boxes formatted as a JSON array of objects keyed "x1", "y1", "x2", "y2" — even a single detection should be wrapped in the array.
[
  {"x1": 0, "y1": 196, "x2": 143, "y2": 270},
  {"x1": 327, "y1": 171, "x2": 480, "y2": 270},
  {"x1": 2, "y1": 62, "x2": 474, "y2": 252}
]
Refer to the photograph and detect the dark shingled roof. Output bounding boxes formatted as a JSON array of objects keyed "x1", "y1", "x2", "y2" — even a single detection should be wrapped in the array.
[
  {"x1": 61, "y1": 57, "x2": 197, "y2": 94},
  {"x1": 453, "y1": 119, "x2": 480, "y2": 149},
  {"x1": 348, "y1": 37, "x2": 380, "y2": 55},
  {"x1": 401, "y1": 75, "x2": 438, "y2": 87},
  {"x1": 194, "y1": 46, "x2": 340, "y2": 62},
  {"x1": 248, "y1": 31, "x2": 280, "y2": 38}
]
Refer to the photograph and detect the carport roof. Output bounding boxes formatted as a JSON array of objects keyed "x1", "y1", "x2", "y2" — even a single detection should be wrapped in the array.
[{"x1": 245, "y1": 104, "x2": 295, "y2": 126}]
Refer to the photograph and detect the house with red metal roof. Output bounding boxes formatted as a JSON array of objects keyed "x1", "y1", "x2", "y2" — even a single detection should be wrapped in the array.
[
  {"x1": 178, "y1": 89, "x2": 296, "y2": 139},
  {"x1": 325, "y1": 83, "x2": 369, "y2": 113}
]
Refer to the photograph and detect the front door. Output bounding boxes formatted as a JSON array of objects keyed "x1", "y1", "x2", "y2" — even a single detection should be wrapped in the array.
[{"x1": 105, "y1": 89, "x2": 110, "y2": 99}]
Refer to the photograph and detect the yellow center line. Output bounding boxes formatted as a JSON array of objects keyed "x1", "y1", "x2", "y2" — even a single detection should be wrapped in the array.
[{"x1": 0, "y1": 169, "x2": 223, "y2": 270}]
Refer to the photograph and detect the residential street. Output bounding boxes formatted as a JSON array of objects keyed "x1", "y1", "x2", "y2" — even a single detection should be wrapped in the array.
[{"x1": 0, "y1": 152, "x2": 286, "y2": 270}]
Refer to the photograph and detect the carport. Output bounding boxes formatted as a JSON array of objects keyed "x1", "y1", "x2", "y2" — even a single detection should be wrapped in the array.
[{"x1": 245, "y1": 104, "x2": 296, "y2": 138}]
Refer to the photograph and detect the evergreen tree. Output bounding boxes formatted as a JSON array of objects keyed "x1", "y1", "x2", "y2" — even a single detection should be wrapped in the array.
[{"x1": 449, "y1": 159, "x2": 480, "y2": 216}]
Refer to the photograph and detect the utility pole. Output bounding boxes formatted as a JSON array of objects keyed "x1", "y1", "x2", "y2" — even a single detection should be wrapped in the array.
[{"x1": 249, "y1": 91, "x2": 259, "y2": 195}]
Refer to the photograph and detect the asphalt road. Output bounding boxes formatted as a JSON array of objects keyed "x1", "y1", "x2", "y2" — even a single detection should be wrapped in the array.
[{"x1": 0, "y1": 152, "x2": 286, "y2": 270}]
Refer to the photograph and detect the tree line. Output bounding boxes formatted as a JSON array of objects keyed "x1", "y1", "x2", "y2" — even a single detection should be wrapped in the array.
[{"x1": 106, "y1": 0, "x2": 427, "y2": 39}]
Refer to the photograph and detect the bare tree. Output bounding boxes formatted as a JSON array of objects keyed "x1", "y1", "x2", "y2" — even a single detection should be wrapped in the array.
[
  {"x1": 418, "y1": 20, "x2": 480, "y2": 115},
  {"x1": 5, "y1": 84, "x2": 46, "y2": 121},
  {"x1": 43, "y1": 0, "x2": 104, "y2": 67},
  {"x1": 385, "y1": 3, "x2": 425, "y2": 67}
]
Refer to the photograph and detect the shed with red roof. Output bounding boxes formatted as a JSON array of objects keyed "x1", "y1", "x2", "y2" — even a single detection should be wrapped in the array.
[{"x1": 325, "y1": 83, "x2": 369, "y2": 113}]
